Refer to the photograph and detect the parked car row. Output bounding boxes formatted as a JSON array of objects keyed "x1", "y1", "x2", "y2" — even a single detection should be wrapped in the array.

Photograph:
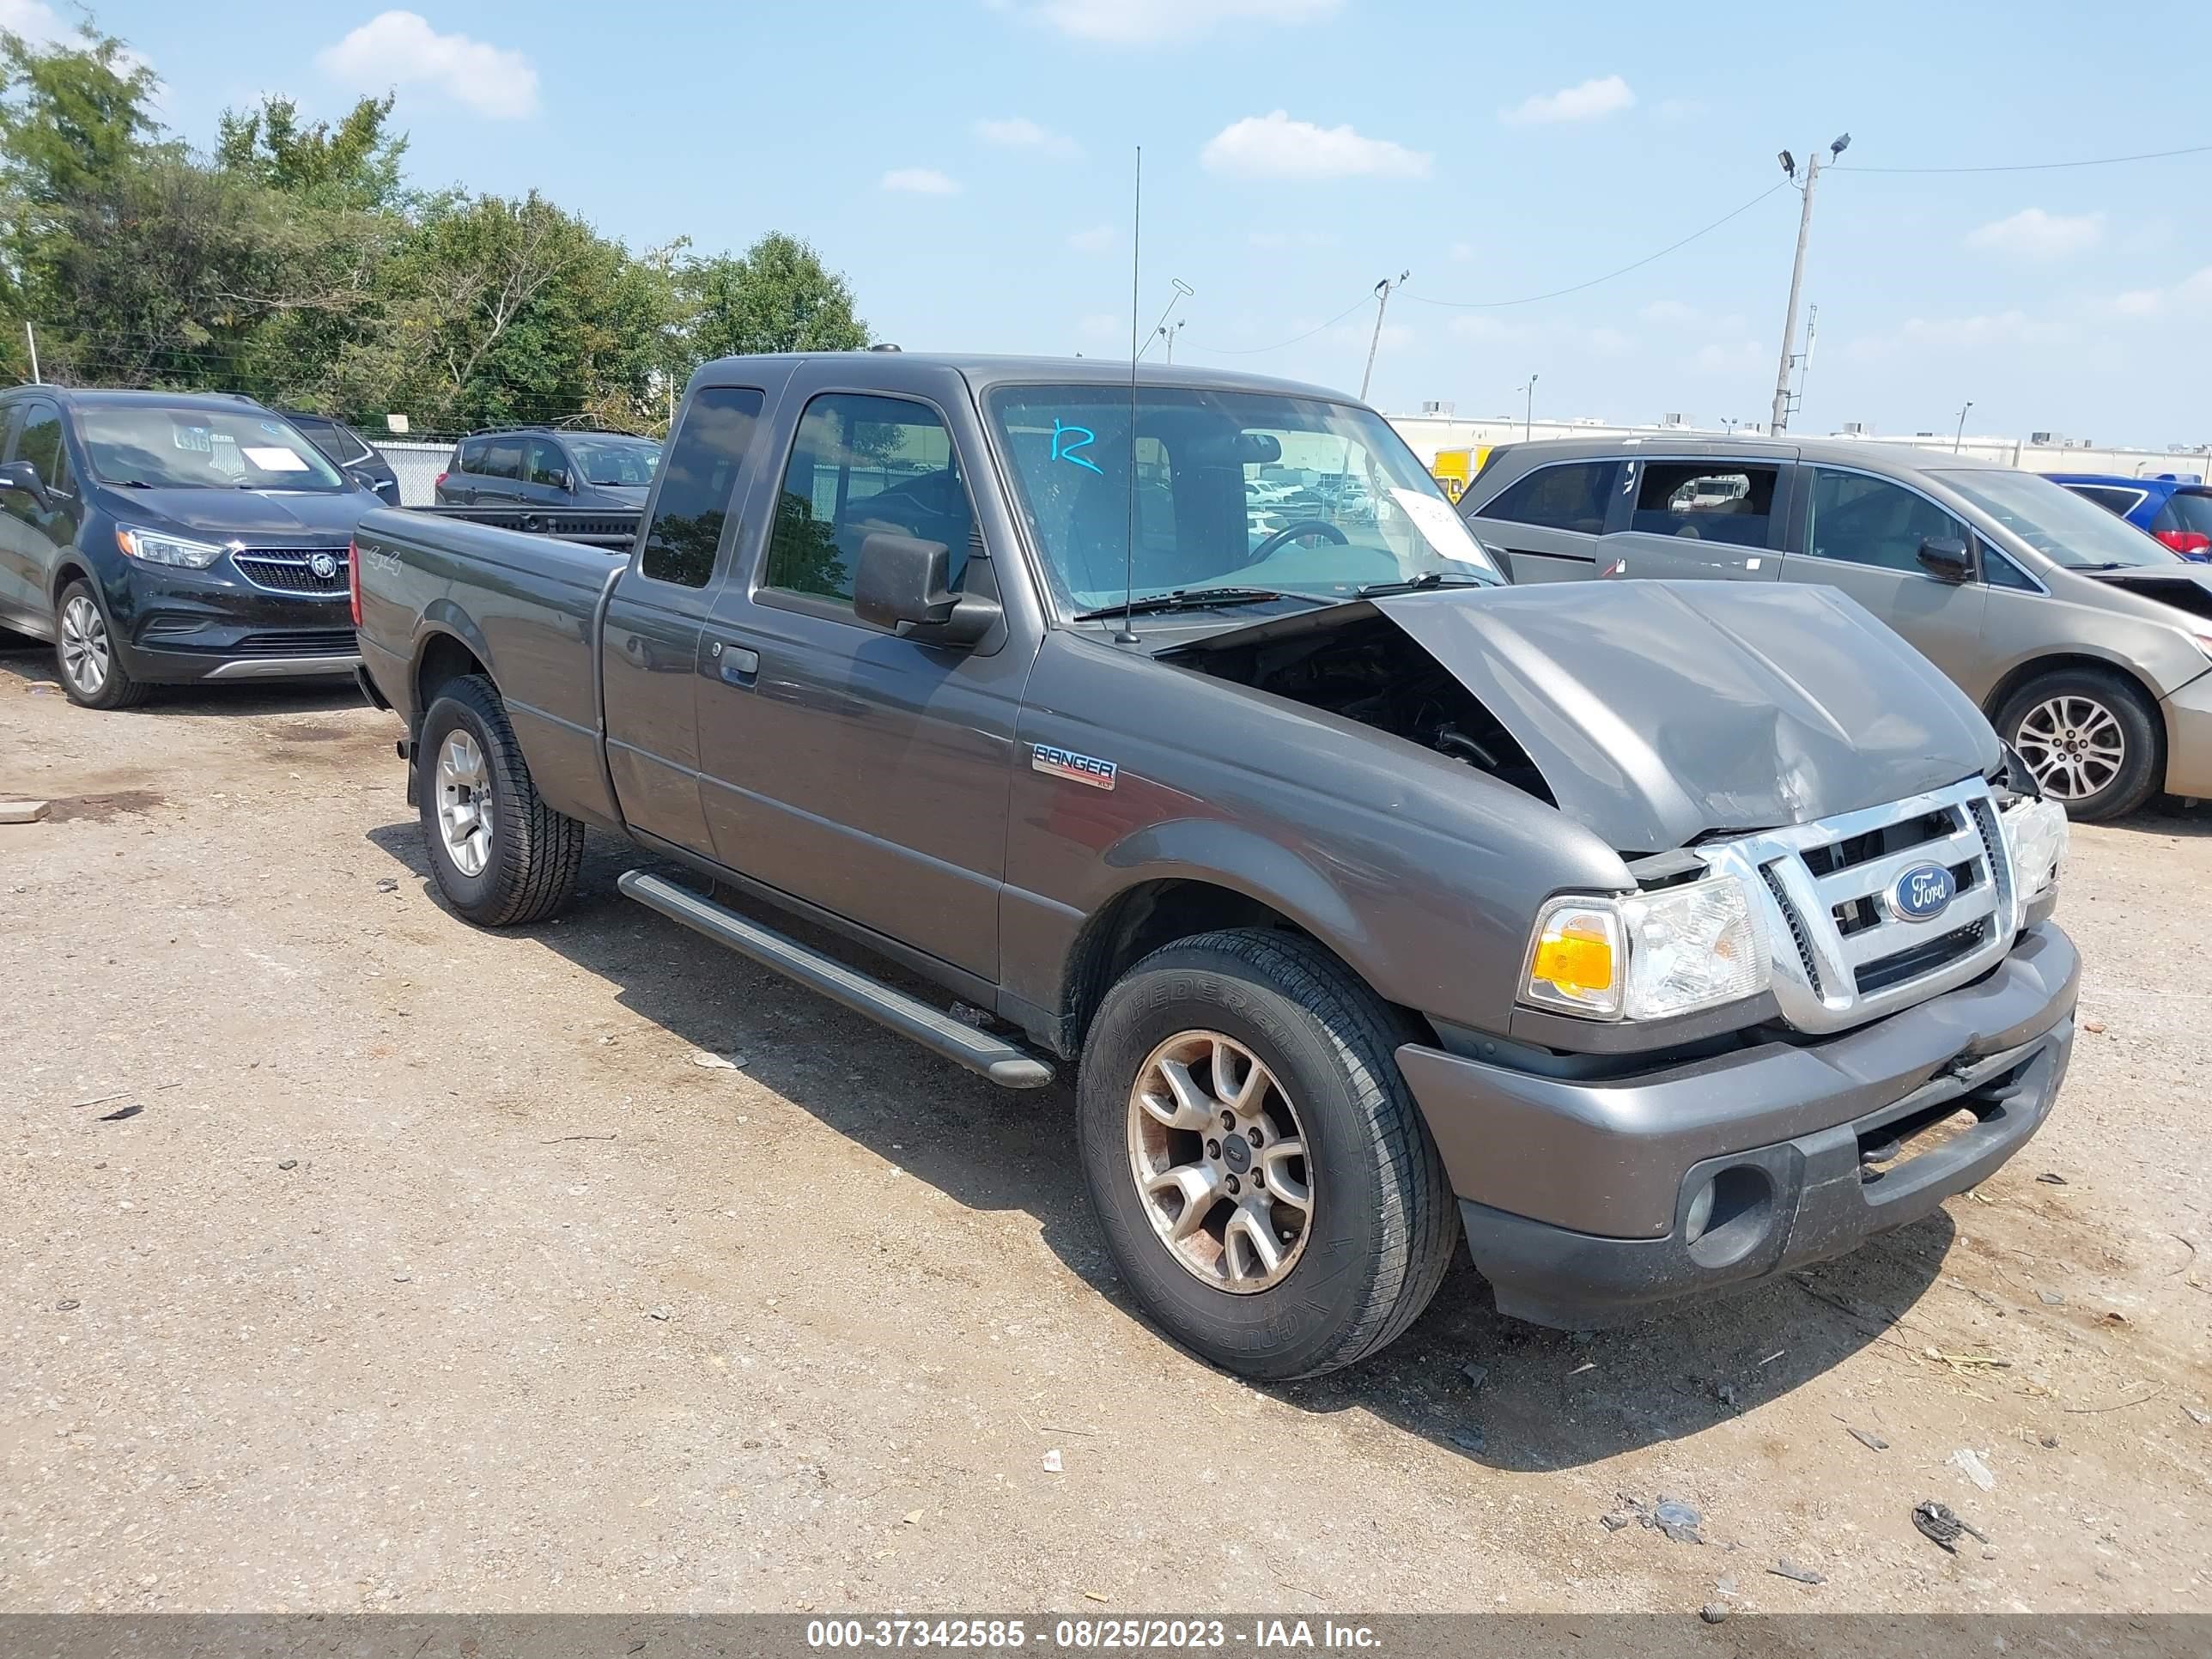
[
  {"x1": 2047, "y1": 471, "x2": 2212, "y2": 559},
  {"x1": 1458, "y1": 436, "x2": 2212, "y2": 822},
  {"x1": 0, "y1": 388, "x2": 663, "y2": 708}
]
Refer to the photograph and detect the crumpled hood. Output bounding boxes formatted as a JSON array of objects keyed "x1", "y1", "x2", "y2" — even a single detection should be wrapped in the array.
[
  {"x1": 1374, "y1": 581, "x2": 2001, "y2": 852},
  {"x1": 97, "y1": 485, "x2": 377, "y2": 541}
]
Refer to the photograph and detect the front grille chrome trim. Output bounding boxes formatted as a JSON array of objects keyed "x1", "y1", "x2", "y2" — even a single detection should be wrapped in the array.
[{"x1": 1696, "y1": 777, "x2": 2015, "y2": 1035}]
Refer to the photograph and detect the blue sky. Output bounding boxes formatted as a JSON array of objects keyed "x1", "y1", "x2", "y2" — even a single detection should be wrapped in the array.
[{"x1": 21, "y1": 0, "x2": 2212, "y2": 447}]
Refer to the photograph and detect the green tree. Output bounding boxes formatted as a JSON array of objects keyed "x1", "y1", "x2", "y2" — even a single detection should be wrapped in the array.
[
  {"x1": 678, "y1": 233, "x2": 867, "y2": 362},
  {"x1": 216, "y1": 93, "x2": 407, "y2": 213}
]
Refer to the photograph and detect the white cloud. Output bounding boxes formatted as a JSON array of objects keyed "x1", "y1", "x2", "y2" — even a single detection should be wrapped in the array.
[
  {"x1": 1499, "y1": 74, "x2": 1634, "y2": 126},
  {"x1": 0, "y1": 0, "x2": 66, "y2": 44},
  {"x1": 1583, "y1": 326, "x2": 1631, "y2": 356},
  {"x1": 2103, "y1": 264, "x2": 2212, "y2": 319},
  {"x1": 881, "y1": 167, "x2": 961, "y2": 195},
  {"x1": 1202, "y1": 111, "x2": 1431, "y2": 181},
  {"x1": 974, "y1": 116, "x2": 1081, "y2": 158},
  {"x1": 1964, "y1": 207, "x2": 2105, "y2": 260},
  {"x1": 317, "y1": 11, "x2": 537, "y2": 119},
  {"x1": 1001, "y1": 0, "x2": 1339, "y2": 44},
  {"x1": 1066, "y1": 223, "x2": 1115, "y2": 252},
  {"x1": 1846, "y1": 309, "x2": 2058, "y2": 362}
]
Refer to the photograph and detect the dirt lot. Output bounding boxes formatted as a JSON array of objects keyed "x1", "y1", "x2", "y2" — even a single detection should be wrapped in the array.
[{"x1": 3, "y1": 640, "x2": 2209, "y2": 1617}]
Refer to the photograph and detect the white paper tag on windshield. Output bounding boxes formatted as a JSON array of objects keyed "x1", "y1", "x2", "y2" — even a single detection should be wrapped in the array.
[
  {"x1": 1389, "y1": 487, "x2": 1472, "y2": 550},
  {"x1": 241, "y1": 445, "x2": 311, "y2": 472}
]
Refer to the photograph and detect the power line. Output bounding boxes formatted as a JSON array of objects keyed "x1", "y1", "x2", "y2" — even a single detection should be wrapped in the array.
[
  {"x1": 1408, "y1": 180, "x2": 1790, "y2": 309},
  {"x1": 1833, "y1": 140, "x2": 2212, "y2": 174},
  {"x1": 1184, "y1": 295, "x2": 1378, "y2": 357}
]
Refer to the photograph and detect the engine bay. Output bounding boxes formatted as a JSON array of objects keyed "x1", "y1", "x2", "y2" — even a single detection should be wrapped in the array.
[{"x1": 1167, "y1": 611, "x2": 1556, "y2": 804}]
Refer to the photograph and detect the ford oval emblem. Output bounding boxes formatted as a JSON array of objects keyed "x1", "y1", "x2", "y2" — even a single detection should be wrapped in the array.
[
  {"x1": 1892, "y1": 862, "x2": 1954, "y2": 921},
  {"x1": 309, "y1": 552, "x2": 338, "y2": 580}
]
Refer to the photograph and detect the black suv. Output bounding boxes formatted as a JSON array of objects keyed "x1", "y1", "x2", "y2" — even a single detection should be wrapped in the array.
[
  {"x1": 0, "y1": 387, "x2": 379, "y2": 708},
  {"x1": 434, "y1": 427, "x2": 661, "y2": 509},
  {"x1": 277, "y1": 408, "x2": 402, "y2": 505}
]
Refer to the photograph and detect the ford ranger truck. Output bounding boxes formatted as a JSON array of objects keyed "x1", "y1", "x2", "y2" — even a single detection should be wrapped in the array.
[{"x1": 351, "y1": 353, "x2": 2078, "y2": 1381}]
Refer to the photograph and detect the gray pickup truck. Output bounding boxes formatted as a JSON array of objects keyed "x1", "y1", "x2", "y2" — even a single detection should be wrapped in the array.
[{"x1": 354, "y1": 352, "x2": 2080, "y2": 1381}]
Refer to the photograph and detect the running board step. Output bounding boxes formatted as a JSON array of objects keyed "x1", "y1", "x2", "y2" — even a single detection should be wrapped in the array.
[{"x1": 617, "y1": 870, "x2": 1054, "y2": 1090}]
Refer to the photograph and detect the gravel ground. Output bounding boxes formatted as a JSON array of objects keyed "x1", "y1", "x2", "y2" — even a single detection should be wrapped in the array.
[{"x1": 2, "y1": 641, "x2": 2208, "y2": 1616}]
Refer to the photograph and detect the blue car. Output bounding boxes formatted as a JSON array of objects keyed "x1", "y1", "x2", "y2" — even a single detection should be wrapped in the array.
[{"x1": 2045, "y1": 471, "x2": 2212, "y2": 560}]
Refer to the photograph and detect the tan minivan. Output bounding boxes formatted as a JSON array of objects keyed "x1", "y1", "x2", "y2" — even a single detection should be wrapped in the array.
[{"x1": 1460, "y1": 435, "x2": 2212, "y2": 820}]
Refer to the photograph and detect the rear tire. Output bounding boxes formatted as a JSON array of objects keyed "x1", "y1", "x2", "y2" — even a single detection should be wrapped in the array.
[
  {"x1": 1077, "y1": 928, "x2": 1455, "y2": 1382},
  {"x1": 54, "y1": 580, "x2": 150, "y2": 710},
  {"x1": 1996, "y1": 668, "x2": 2161, "y2": 823},
  {"x1": 416, "y1": 674, "x2": 584, "y2": 926}
]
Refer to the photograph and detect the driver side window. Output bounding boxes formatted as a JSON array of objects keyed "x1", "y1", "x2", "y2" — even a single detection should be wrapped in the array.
[{"x1": 763, "y1": 393, "x2": 975, "y2": 610}]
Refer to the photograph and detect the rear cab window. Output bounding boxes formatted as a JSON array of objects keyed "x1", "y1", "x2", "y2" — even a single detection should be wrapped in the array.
[{"x1": 637, "y1": 386, "x2": 768, "y2": 587}]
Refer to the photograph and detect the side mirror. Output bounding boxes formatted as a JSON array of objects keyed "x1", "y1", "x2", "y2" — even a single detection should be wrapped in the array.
[
  {"x1": 1917, "y1": 535, "x2": 1972, "y2": 582},
  {"x1": 0, "y1": 459, "x2": 52, "y2": 509},
  {"x1": 854, "y1": 531, "x2": 999, "y2": 647},
  {"x1": 346, "y1": 467, "x2": 380, "y2": 494},
  {"x1": 556, "y1": 470, "x2": 576, "y2": 494}
]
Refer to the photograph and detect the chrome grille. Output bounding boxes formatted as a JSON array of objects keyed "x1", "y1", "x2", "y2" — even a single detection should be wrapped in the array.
[
  {"x1": 231, "y1": 546, "x2": 350, "y2": 595},
  {"x1": 1698, "y1": 778, "x2": 2016, "y2": 1034}
]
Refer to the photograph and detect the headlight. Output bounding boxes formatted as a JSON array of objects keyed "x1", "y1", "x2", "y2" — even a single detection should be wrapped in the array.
[
  {"x1": 1523, "y1": 875, "x2": 1769, "y2": 1023},
  {"x1": 2000, "y1": 796, "x2": 2068, "y2": 900},
  {"x1": 116, "y1": 526, "x2": 227, "y2": 569}
]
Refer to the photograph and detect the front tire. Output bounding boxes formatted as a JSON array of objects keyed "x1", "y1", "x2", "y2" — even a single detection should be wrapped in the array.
[
  {"x1": 1077, "y1": 928, "x2": 1455, "y2": 1382},
  {"x1": 55, "y1": 580, "x2": 149, "y2": 709},
  {"x1": 416, "y1": 674, "x2": 584, "y2": 926},
  {"x1": 1996, "y1": 668, "x2": 2161, "y2": 823}
]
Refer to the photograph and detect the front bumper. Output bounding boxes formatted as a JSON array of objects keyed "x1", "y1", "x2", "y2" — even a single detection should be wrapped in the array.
[
  {"x1": 1397, "y1": 922, "x2": 2078, "y2": 1329},
  {"x1": 2160, "y1": 668, "x2": 2212, "y2": 800},
  {"x1": 106, "y1": 559, "x2": 360, "y2": 684}
]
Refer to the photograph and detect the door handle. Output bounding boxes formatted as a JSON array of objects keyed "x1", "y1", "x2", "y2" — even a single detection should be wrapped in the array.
[{"x1": 709, "y1": 640, "x2": 759, "y2": 684}]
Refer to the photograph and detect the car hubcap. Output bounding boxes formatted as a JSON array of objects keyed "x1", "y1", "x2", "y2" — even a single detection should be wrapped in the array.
[
  {"x1": 1126, "y1": 1030, "x2": 1312, "y2": 1293},
  {"x1": 59, "y1": 596, "x2": 109, "y2": 695},
  {"x1": 435, "y1": 731, "x2": 495, "y2": 878},
  {"x1": 2015, "y1": 696, "x2": 2124, "y2": 800}
]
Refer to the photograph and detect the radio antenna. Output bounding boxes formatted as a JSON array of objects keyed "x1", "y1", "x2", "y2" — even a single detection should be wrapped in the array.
[{"x1": 1115, "y1": 144, "x2": 1142, "y2": 644}]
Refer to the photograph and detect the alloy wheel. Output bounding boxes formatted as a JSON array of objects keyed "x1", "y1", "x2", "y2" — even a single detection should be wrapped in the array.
[
  {"x1": 59, "y1": 594, "x2": 109, "y2": 697},
  {"x1": 435, "y1": 730, "x2": 496, "y2": 878},
  {"x1": 2014, "y1": 696, "x2": 2124, "y2": 801},
  {"x1": 1126, "y1": 1030, "x2": 1312, "y2": 1293}
]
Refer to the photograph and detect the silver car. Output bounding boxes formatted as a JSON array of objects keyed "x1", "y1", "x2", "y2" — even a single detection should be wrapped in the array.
[{"x1": 1460, "y1": 435, "x2": 2212, "y2": 820}]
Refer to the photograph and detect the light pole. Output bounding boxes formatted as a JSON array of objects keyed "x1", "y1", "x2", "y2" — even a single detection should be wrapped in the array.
[
  {"x1": 1516, "y1": 374, "x2": 1539, "y2": 440},
  {"x1": 1156, "y1": 319, "x2": 1185, "y2": 362},
  {"x1": 1359, "y1": 270, "x2": 1409, "y2": 403},
  {"x1": 1771, "y1": 132, "x2": 1850, "y2": 434},
  {"x1": 1954, "y1": 400, "x2": 1973, "y2": 453},
  {"x1": 1136, "y1": 277, "x2": 1194, "y2": 361}
]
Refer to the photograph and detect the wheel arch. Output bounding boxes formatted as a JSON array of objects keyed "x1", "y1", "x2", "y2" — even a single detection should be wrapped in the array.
[
  {"x1": 1984, "y1": 653, "x2": 2167, "y2": 763},
  {"x1": 1056, "y1": 836, "x2": 1431, "y2": 1059}
]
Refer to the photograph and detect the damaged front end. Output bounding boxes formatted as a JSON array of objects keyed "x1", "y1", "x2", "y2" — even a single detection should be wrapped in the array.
[{"x1": 1163, "y1": 579, "x2": 2064, "y2": 1045}]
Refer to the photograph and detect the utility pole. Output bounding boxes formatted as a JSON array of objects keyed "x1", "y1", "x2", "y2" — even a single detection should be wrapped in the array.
[
  {"x1": 24, "y1": 320, "x2": 40, "y2": 384},
  {"x1": 1954, "y1": 400, "x2": 1973, "y2": 453},
  {"x1": 1517, "y1": 374, "x2": 1539, "y2": 440},
  {"x1": 1359, "y1": 270, "x2": 1409, "y2": 404},
  {"x1": 1771, "y1": 134, "x2": 1849, "y2": 434}
]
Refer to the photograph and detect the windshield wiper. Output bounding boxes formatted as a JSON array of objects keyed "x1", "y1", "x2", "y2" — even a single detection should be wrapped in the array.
[
  {"x1": 1354, "y1": 571, "x2": 1496, "y2": 598},
  {"x1": 1073, "y1": 586, "x2": 1317, "y2": 622}
]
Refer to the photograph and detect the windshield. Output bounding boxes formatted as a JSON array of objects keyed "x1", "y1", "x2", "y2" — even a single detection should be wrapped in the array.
[
  {"x1": 78, "y1": 405, "x2": 350, "y2": 492},
  {"x1": 568, "y1": 437, "x2": 660, "y2": 486},
  {"x1": 1931, "y1": 468, "x2": 2182, "y2": 569},
  {"x1": 987, "y1": 386, "x2": 1501, "y2": 614}
]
